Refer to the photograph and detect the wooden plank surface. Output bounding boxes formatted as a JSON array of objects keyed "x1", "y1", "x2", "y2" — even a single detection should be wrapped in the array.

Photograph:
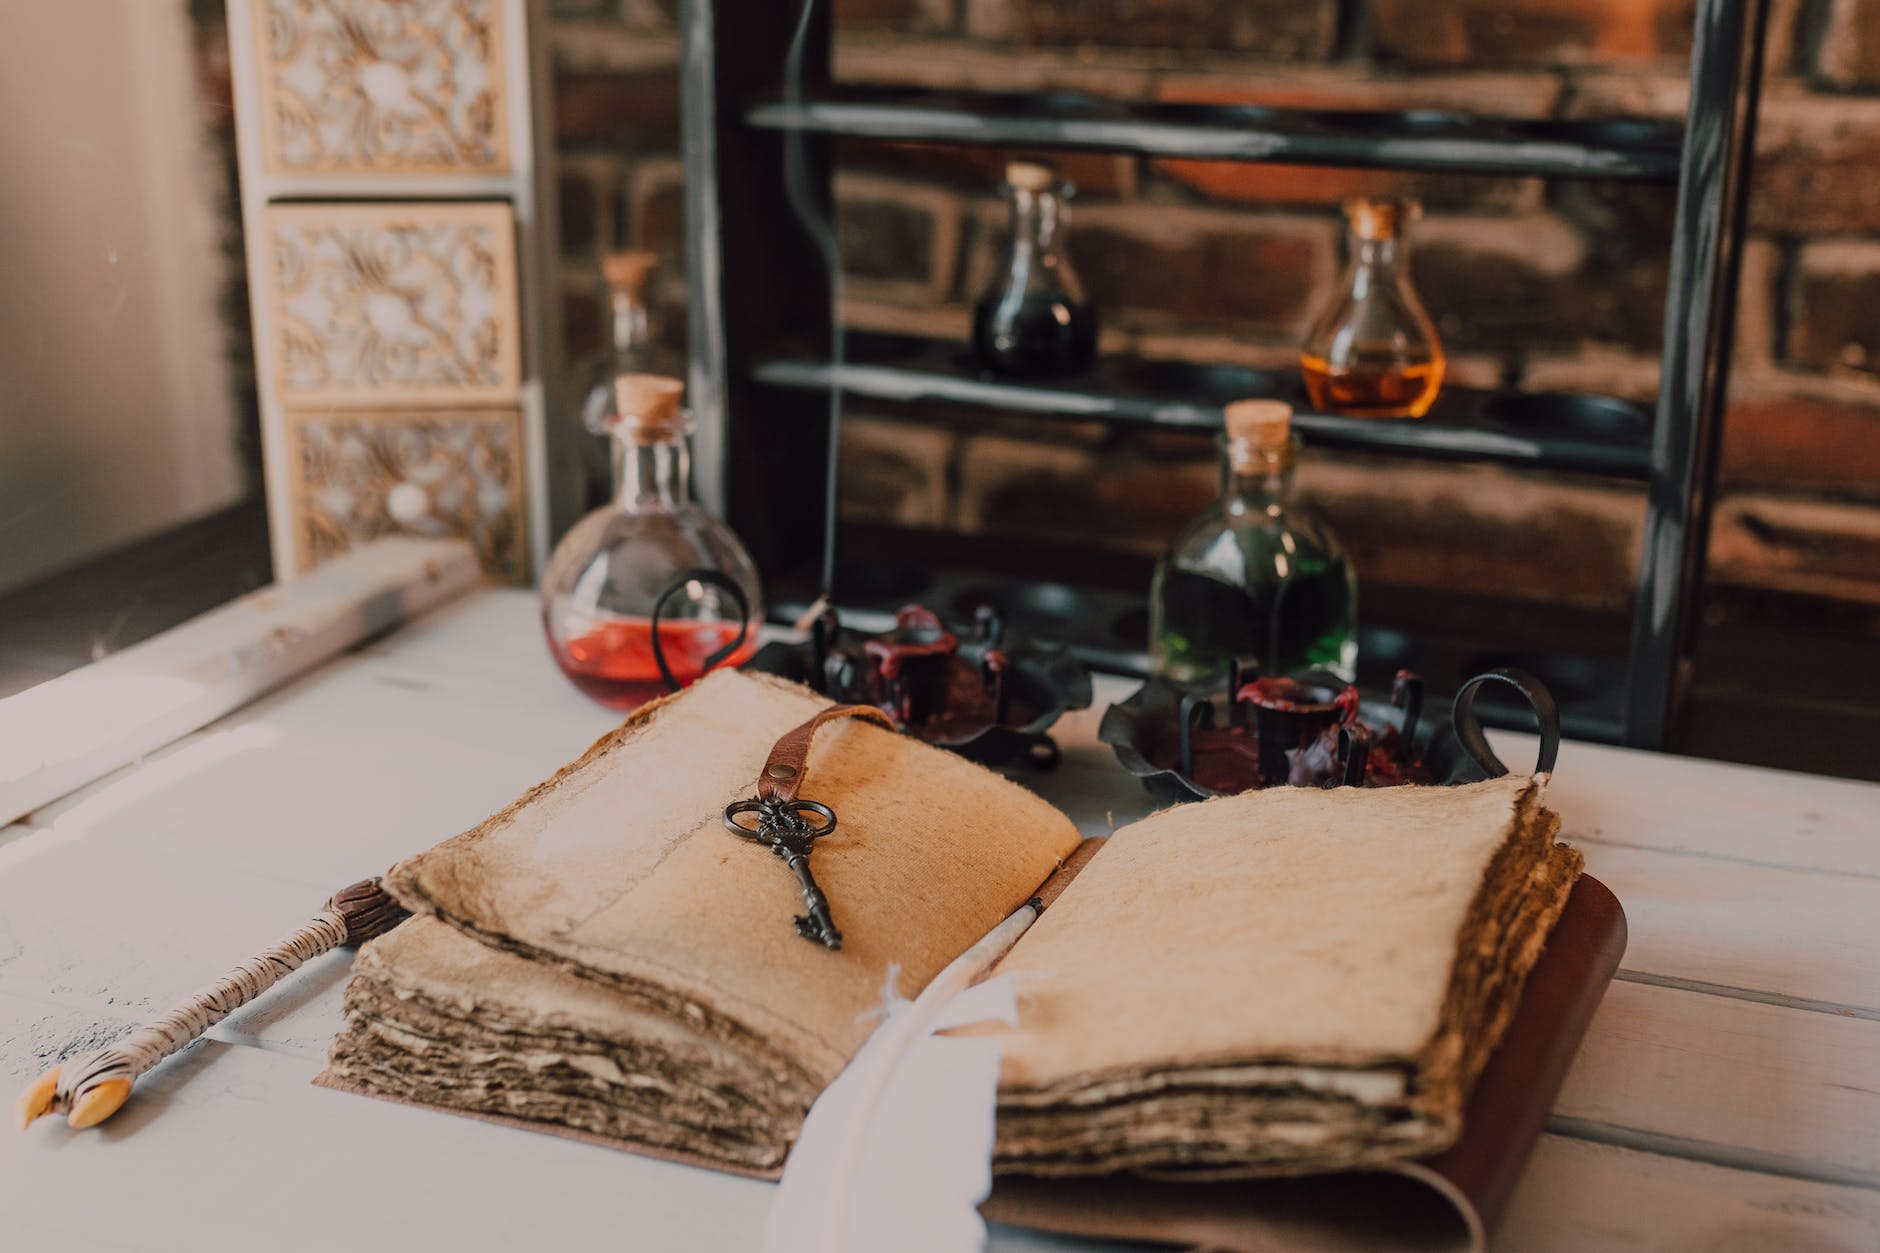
[
  {"x1": 1552, "y1": 980, "x2": 1880, "y2": 1185},
  {"x1": 0, "y1": 537, "x2": 480, "y2": 827},
  {"x1": 0, "y1": 1015, "x2": 777, "y2": 1253},
  {"x1": 1500, "y1": 1134, "x2": 1880, "y2": 1252},
  {"x1": 3, "y1": 589, "x2": 1877, "y2": 1251}
]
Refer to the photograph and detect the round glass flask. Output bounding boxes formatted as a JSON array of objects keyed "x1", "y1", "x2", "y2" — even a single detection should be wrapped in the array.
[{"x1": 541, "y1": 374, "x2": 764, "y2": 709}]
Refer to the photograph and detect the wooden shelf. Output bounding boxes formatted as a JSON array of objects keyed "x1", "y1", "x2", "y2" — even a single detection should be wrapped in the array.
[
  {"x1": 746, "y1": 86, "x2": 1684, "y2": 182},
  {"x1": 754, "y1": 334, "x2": 1655, "y2": 479}
]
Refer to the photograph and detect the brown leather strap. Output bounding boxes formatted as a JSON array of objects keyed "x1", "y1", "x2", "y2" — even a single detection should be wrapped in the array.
[{"x1": 756, "y1": 705, "x2": 897, "y2": 802}]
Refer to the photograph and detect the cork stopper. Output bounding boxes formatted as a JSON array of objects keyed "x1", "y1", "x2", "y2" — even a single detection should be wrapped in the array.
[
  {"x1": 613, "y1": 373, "x2": 686, "y2": 442},
  {"x1": 1005, "y1": 160, "x2": 1057, "y2": 193},
  {"x1": 601, "y1": 249, "x2": 657, "y2": 295},
  {"x1": 1223, "y1": 399, "x2": 1294, "y2": 471},
  {"x1": 1343, "y1": 197, "x2": 1419, "y2": 242}
]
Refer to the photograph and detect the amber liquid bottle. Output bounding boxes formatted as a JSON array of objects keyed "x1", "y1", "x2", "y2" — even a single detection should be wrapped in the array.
[{"x1": 1301, "y1": 198, "x2": 1444, "y2": 419}]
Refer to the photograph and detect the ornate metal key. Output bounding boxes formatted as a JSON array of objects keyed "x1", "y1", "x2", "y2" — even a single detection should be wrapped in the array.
[
  {"x1": 723, "y1": 792, "x2": 843, "y2": 949},
  {"x1": 722, "y1": 703, "x2": 896, "y2": 951}
]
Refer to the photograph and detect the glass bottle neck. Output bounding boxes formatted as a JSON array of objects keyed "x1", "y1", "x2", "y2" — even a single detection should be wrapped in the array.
[
  {"x1": 611, "y1": 432, "x2": 690, "y2": 510},
  {"x1": 1223, "y1": 445, "x2": 1296, "y2": 514},
  {"x1": 1346, "y1": 231, "x2": 1406, "y2": 294},
  {"x1": 609, "y1": 291, "x2": 650, "y2": 362},
  {"x1": 1008, "y1": 188, "x2": 1067, "y2": 265}
]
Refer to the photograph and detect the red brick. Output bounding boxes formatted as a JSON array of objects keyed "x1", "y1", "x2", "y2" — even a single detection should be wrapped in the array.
[
  {"x1": 837, "y1": 416, "x2": 957, "y2": 528},
  {"x1": 1303, "y1": 459, "x2": 1640, "y2": 611},
  {"x1": 600, "y1": 0, "x2": 680, "y2": 37},
  {"x1": 1520, "y1": 348, "x2": 1662, "y2": 401},
  {"x1": 562, "y1": 284, "x2": 604, "y2": 359},
  {"x1": 627, "y1": 163, "x2": 686, "y2": 276},
  {"x1": 553, "y1": 64, "x2": 681, "y2": 146},
  {"x1": 1552, "y1": 179, "x2": 1678, "y2": 254},
  {"x1": 833, "y1": 139, "x2": 1132, "y2": 198},
  {"x1": 1786, "y1": 242, "x2": 1880, "y2": 372},
  {"x1": 840, "y1": 296, "x2": 975, "y2": 343},
  {"x1": 1058, "y1": 206, "x2": 1336, "y2": 337},
  {"x1": 955, "y1": 435, "x2": 1215, "y2": 552},
  {"x1": 833, "y1": 38, "x2": 1157, "y2": 98},
  {"x1": 1374, "y1": 0, "x2": 1694, "y2": 67},
  {"x1": 836, "y1": 181, "x2": 956, "y2": 292},
  {"x1": 1730, "y1": 238, "x2": 1783, "y2": 372},
  {"x1": 1413, "y1": 214, "x2": 1667, "y2": 355},
  {"x1": 1709, "y1": 493, "x2": 1880, "y2": 603},
  {"x1": 1150, "y1": 73, "x2": 1552, "y2": 212},
  {"x1": 1758, "y1": 0, "x2": 1808, "y2": 76},
  {"x1": 834, "y1": 0, "x2": 956, "y2": 33},
  {"x1": 1752, "y1": 95, "x2": 1880, "y2": 233},
  {"x1": 966, "y1": 0, "x2": 1335, "y2": 59},
  {"x1": 1816, "y1": 0, "x2": 1880, "y2": 88},
  {"x1": 1558, "y1": 77, "x2": 1880, "y2": 235},
  {"x1": 954, "y1": 433, "x2": 1644, "y2": 611},
  {"x1": 1556, "y1": 69, "x2": 1690, "y2": 121},
  {"x1": 1722, "y1": 379, "x2": 1880, "y2": 497},
  {"x1": 558, "y1": 170, "x2": 599, "y2": 256}
]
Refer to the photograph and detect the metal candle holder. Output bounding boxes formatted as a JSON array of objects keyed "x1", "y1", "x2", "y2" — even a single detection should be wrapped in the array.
[
  {"x1": 1100, "y1": 664, "x2": 1560, "y2": 804},
  {"x1": 745, "y1": 604, "x2": 1091, "y2": 768}
]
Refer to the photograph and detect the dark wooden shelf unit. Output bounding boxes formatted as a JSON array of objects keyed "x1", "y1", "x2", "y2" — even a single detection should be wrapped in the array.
[
  {"x1": 746, "y1": 86, "x2": 1686, "y2": 182},
  {"x1": 682, "y1": 0, "x2": 1772, "y2": 749},
  {"x1": 754, "y1": 333, "x2": 1655, "y2": 479}
]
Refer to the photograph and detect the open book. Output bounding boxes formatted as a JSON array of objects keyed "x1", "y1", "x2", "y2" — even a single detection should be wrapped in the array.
[{"x1": 321, "y1": 669, "x2": 1581, "y2": 1182}]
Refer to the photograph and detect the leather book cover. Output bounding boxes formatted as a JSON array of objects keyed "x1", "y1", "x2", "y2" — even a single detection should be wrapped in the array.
[{"x1": 980, "y1": 873, "x2": 1628, "y2": 1252}]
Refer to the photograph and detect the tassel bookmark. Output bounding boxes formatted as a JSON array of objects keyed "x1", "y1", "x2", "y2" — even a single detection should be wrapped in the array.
[{"x1": 17, "y1": 877, "x2": 407, "y2": 1131}]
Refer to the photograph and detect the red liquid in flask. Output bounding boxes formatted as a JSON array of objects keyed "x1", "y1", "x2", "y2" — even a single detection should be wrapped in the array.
[{"x1": 548, "y1": 616, "x2": 758, "y2": 710}]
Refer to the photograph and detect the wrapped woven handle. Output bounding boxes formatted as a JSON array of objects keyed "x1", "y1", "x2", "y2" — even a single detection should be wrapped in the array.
[{"x1": 19, "y1": 879, "x2": 407, "y2": 1131}]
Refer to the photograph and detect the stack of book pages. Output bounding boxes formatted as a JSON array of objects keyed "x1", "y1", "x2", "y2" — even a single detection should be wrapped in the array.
[
  {"x1": 989, "y1": 776, "x2": 1577, "y2": 1175},
  {"x1": 320, "y1": 669, "x2": 1580, "y2": 1181}
]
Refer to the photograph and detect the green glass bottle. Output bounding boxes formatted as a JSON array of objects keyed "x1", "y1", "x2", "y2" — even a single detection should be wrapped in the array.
[{"x1": 1149, "y1": 400, "x2": 1357, "y2": 685}]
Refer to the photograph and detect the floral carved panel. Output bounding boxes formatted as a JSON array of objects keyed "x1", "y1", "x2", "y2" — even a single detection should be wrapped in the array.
[
  {"x1": 253, "y1": 0, "x2": 509, "y2": 175},
  {"x1": 263, "y1": 203, "x2": 520, "y2": 404},
  {"x1": 289, "y1": 406, "x2": 527, "y2": 582}
]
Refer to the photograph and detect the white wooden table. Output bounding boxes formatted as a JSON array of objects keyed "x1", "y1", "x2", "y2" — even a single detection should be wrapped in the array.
[{"x1": 3, "y1": 590, "x2": 1876, "y2": 1251}]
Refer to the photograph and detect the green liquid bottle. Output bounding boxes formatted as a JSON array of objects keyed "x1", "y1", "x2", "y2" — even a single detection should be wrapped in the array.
[{"x1": 1149, "y1": 400, "x2": 1357, "y2": 686}]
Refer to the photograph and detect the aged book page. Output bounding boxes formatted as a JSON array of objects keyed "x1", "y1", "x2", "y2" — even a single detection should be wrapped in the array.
[
  {"x1": 332, "y1": 673, "x2": 1580, "y2": 1181},
  {"x1": 330, "y1": 915, "x2": 814, "y2": 1171},
  {"x1": 385, "y1": 669, "x2": 1082, "y2": 1089},
  {"x1": 987, "y1": 773, "x2": 1580, "y2": 1174}
]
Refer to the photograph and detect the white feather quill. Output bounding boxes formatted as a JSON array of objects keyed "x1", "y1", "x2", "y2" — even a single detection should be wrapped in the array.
[{"x1": 761, "y1": 903, "x2": 1042, "y2": 1253}]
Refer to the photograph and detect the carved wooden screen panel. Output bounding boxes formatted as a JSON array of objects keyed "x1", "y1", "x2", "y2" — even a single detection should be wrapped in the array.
[
  {"x1": 253, "y1": 0, "x2": 511, "y2": 175},
  {"x1": 262, "y1": 203, "x2": 521, "y2": 406},
  {"x1": 229, "y1": 0, "x2": 561, "y2": 586},
  {"x1": 288, "y1": 407, "x2": 527, "y2": 581}
]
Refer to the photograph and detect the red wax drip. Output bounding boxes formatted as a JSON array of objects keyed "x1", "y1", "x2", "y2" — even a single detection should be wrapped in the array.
[{"x1": 1236, "y1": 675, "x2": 1359, "y2": 721}]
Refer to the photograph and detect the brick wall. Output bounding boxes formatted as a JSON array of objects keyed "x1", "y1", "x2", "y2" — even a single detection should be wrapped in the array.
[{"x1": 548, "y1": 0, "x2": 1880, "y2": 619}]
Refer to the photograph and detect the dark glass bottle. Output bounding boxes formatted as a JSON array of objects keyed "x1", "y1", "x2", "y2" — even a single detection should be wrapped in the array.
[
  {"x1": 972, "y1": 161, "x2": 1097, "y2": 378},
  {"x1": 1149, "y1": 401, "x2": 1357, "y2": 685}
]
